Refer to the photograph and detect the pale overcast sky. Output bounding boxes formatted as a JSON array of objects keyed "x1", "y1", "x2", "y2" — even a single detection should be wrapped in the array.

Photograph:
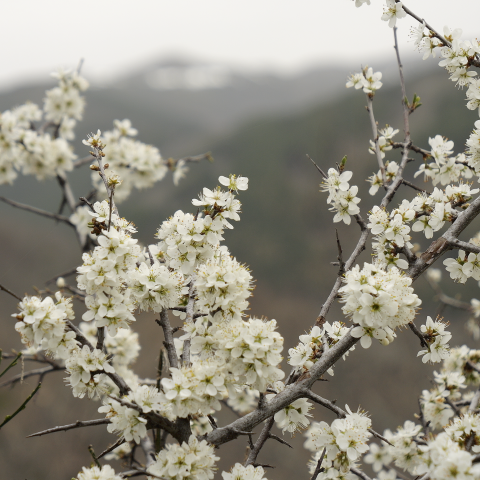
[{"x1": 1, "y1": 1, "x2": 478, "y2": 89}]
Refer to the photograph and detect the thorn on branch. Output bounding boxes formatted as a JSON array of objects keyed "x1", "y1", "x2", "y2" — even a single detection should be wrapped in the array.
[
  {"x1": 98, "y1": 437, "x2": 126, "y2": 459},
  {"x1": 368, "y1": 428, "x2": 393, "y2": 447},
  {"x1": 79, "y1": 196, "x2": 95, "y2": 212},
  {"x1": 267, "y1": 433, "x2": 292, "y2": 448}
]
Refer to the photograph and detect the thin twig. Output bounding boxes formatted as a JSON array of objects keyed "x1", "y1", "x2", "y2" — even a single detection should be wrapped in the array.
[
  {"x1": 305, "y1": 391, "x2": 346, "y2": 418},
  {"x1": 311, "y1": 448, "x2": 326, "y2": 480},
  {"x1": 335, "y1": 229, "x2": 345, "y2": 275},
  {"x1": 0, "y1": 196, "x2": 74, "y2": 226},
  {"x1": 0, "y1": 283, "x2": 22, "y2": 301},
  {"x1": 0, "y1": 365, "x2": 64, "y2": 388},
  {"x1": 316, "y1": 214, "x2": 369, "y2": 327},
  {"x1": 0, "y1": 382, "x2": 42, "y2": 429},
  {"x1": 79, "y1": 196, "x2": 95, "y2": 212},
  {"x1": 45, "y1": 268, "x2": 78, "y2": 285},
  {"x1": 0, "y1": 352, "x2": 22, "y2": 380},
  {"x1": 98, "y1": 437, "x2": 126, "y2": 459},
  {"x1": 27, "y1": 418, "x2": 111, "y2": 438},
  {"x1": 448, "y1": 239, "x2": 480, "y2": 255},
  {"x1": 402, "y1": 179, "x2": 430, "y2": 194},
  {"x1": 267, "y1": 432, "x2": 292, "y2": 448},
  {"x1": 307, "y1": 154, "x2": 328, "y2": 179},
  {"x1": 351, "y1": 467, "x2": 373, "y2": 480},
  {"x1": 119, "y1": 468, "x2": 163, "y2": 479},
  {"x1": 393, "y1": 27, "x2": 410, "y2": 137},
  {"x1": 400, "y1": 3, "x2": 450, "y2": 47},
  {"x1": 408, "y1": 322, "x2": 428, "y2": 349},
  {"x1": 426, "y1": 275, "x2": 472, "y2": 312},
  {"x1": 444, "y1": 396, "x2": 461, "y2": 417},
  {"x1": 245, "y1": 417, "x2": 275, "y2": 467},
  {"x1": 305, "y1": 391, "x2": 392, "y2": 445},
  {"x1": 74, "y1": 156, "x2": 95, "y2": 168},
  {"x1": 366, "y1": 94, "x2": 386, "y2": 184},
  {"x1": 88, "y1": 445, "x2": 101, "y2": 468},
  {"x1": 66, "y1": 320, "x2": 94, "y2": 350}
]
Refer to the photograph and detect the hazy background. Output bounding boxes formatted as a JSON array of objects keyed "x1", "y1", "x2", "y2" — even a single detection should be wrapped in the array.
[{"x1": 1, "y1": 1, "x2": 480, "y2": 479}]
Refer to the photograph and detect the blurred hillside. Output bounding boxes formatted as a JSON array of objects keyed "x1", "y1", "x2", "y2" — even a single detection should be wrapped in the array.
[{"x1": 1, "y1": 57, "x2": 479, "y2": 479}]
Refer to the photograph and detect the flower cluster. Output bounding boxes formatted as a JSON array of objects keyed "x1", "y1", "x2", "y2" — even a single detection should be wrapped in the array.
[
  {"x1": 366, "y1": 421, "x2": 423, "y2": 475},
  {"x1": 444, "y1": 249, "x2": 480, "y2": 284},
  {"x1": 466, "y1": 120, "x2": 480, "y2": 173},
  {"x1": 160, "y1": 359, "x2": 227, "y2": 418},
  {"x1": 189, "y1": 317, "x2": 284, "y2": 393},
  {"x1": 155, "y1": 176, "x2": 247, "y2": 275},
  {"x1": 90, "y1": 120, "x2": 168, "y2": 202},
  {"x1": 418, "y1": 432, "x2": 480, "y2": 479},
  {"x1": 14, "y1": 292, "x2": 77, "y2": 359},
  {"x1": 339, "y1": 262, "x2": 421, "y2": 348},
  {"x1": 129, "y1": 259, "x2": 185, "y2": 313},
  {"x1": 266, "y1": 381, "x2": 313, "y2": 434},
  {"x1": 320, "y1": 168, "x2": 361, "y2": 225},
  {"x1": 44, "y1": 68, "x2": 88, "y2": 124},
  {"x1": 415, "y1": 135, "x2": 473, "y2": 186},
  {"x1": 346, "y1": 67, "x2": 383, "y2": 94},
  {"x1": 304, "y1": 406, "x2": 371, "y2": 477},
  {"x1": 369, "y1": 184, "x2": 478, "y2": 272},
  {"x1": 0, "y1": 75, "x2": 82, "y2": 185},
  {"x1": 99, "y1": 396, "x2": 148, "y2": 443},
  {"x1": 214, "y1": 317, "x2": 284, "y2": 391},
  {"x1": 75, "y1": 465, "x2": 121, "y2": 480},
  {"x1": 288, "y1": 322, "x2": 352, "y2": 375},
  {"x1": 194, "y1": 250, "x2": 253, "y2": 322},
  {"x1": 77, "y1": 201, "x2": 143, "y2": 336},
  {"x1": 222, "y1": 464, "x2": 268, "y2": 480},
  {"x1": 368, "y1": 160, "x2": 399, "y2": 196},
  {"x1": 368, "y1": 203, "x2": 413, "y2": 270},
  {"x1": 417, "y1": 316, "x2": 452, "y2": 363},
  {"x1": 65, "y1": 345, "x2": 115, "y2": 399},
  {"x1": 79, "y1": 322, "x2": 141, "y2": 387},
  {"x1": 381, "y1": 0, "x2": 406, "y2": 28},
  {"x1": 146, "y1": 435, "x2": 219, "y2": 480}
]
